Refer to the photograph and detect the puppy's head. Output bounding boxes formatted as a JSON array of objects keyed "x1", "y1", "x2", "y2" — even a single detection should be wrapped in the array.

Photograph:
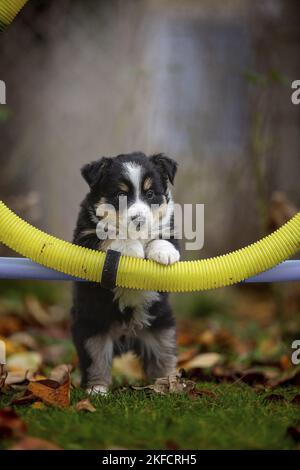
[{"x1": 81, "y1": 152, "x2": 177, "y2": 240}]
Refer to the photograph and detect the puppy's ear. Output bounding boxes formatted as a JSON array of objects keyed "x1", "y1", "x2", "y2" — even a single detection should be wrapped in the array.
[
  {"x1": 81, "y1": 157, "x2": 112, "y2": 189},
  {"x1": 150, "y1": 153, "x2": 178, "y2": 185}
]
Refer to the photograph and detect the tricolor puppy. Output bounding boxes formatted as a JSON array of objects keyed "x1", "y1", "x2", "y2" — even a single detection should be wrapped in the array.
[{"x1": 71, "y1": 152, "x2": 180, "y2": 394}]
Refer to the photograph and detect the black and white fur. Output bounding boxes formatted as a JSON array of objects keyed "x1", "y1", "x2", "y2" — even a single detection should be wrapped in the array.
[{"x1": 71, "y1": 152, "x2": 180, "y2": 395}]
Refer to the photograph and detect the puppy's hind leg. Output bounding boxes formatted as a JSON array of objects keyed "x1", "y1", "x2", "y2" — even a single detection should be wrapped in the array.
[
  {"x1": 72, "y1": 322, "x2": 113, "y2": 395},
  {"x1": 138, "y1": 326, "x2": 177, "y2": 380}
]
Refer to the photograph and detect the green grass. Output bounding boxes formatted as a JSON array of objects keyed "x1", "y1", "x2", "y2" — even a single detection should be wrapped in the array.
[{"x1": 1, "y1": 383, "x2": 300, "y2": 450}]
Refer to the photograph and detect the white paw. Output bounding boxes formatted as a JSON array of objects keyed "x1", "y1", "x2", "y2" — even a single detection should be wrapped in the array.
[
  {"x1": 147, "y1": 240, "x2": 180, "y2": 265},
  {"x1": 86, "y1": 384, "x2": 109, "y2": 396},
  {"x1": 109, "y1": 239, "x2": 144, "y2": 259}
]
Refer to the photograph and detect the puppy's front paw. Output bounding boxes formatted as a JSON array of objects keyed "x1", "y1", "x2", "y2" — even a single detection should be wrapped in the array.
[
  {"x1": 147, "y1": 240, "x2": 180, "y2": 265},
  {"x1": 86, "y1": 384, "x2": 109, "y2": 396}
]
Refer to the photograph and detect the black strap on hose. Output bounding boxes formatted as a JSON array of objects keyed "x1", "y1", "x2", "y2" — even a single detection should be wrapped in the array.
[{"x1": 100, "y1": 249, "x2": 121, "y2": 289}]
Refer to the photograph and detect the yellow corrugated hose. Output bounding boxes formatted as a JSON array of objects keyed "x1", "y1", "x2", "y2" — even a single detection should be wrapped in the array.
[
  {"x1": 0, "y1": 201, "x2": 300, "y2": 292},
  {"x1": 1, "y1": 4, "x2": 299, "y2": 291},
  {"x1": 0, "y1": 0, "x2": 28, "y2": 31}
]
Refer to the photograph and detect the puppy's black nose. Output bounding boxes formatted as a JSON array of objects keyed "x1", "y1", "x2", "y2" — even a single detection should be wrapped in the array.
[{"x1": 130, "y1": 214, "x2": 146, "y2": 227}]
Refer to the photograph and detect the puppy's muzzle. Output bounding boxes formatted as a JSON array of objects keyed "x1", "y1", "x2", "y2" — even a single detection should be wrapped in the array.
[{"x1": 130, "y1": 214, "x2": 146, "y2": 230}]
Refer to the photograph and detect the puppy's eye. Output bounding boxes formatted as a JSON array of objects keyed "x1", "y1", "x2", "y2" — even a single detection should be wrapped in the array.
[{"x1": 146, "y1": 189, "x2": 154, "y2": 200}]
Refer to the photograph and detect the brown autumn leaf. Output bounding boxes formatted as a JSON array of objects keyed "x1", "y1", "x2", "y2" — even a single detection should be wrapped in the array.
[
  {"x1": 263, "y1": 394, "x2": 286, "y2": 403},
  {"x1": 185, "y1": 364, "x2": 236, "y2": 383},
  {"x1": 4, "y1": 370, "x2": 44, "y2": 387},
  {"x1": 4, "y1": 370, "x2": 29, "y2": 387},
  {"x1": 6, "y1": 351, "x2": 43, "y2": 373},
  {"x1": 28, "y1": 364, "x2": 71, "y2": 408},
  {"x1": 270, "y1": 368, "x2": 300, "y2": 388},
  {"x1": 50, "y1": 364, "x2": 72, "y2": 384},
  {"x1": 182, "y1": 353, "x2": 222, "y2": 371},
  {"x1": 0, "y1": 408, "x2": 27, "y2": 438},
  {"x1": 10, "y1": 391, "x2": 37, "y2": 406},
  {"x1": 132, "y1": 373, "x2": 195, "y2": 395},
  {"x1": 76, "y1": 398, "x2": 96, "y2": 413},
  {"x1": 9, "y1": 436, "x2": 62, "y2": 450},
  {"x1": 28, "y1": 378, "x2": 70, "y2": 408},
  {"x1": 240, "y1": 369, "x2": 276, "y2": 386},
  {"x1": 287, "y1": 425, "x2": 300, "y2": 442},
  {"x1": 212, "y1": 366, "x2": 239, "y2": 382}
]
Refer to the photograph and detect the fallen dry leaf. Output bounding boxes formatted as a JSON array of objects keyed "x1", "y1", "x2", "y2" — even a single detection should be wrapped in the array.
[
  {"x1": 76, "y1": 398, "x2": 96, "y2": 413},
  {"x1": 0, "y1": 408, "x2": 27, "y2": 438},
  {"x1": 132, "y1": 373, "x2": 195, "y2": 395},
  {"x1": 50, "y1": 364, "x2": 72, "y2": 384},
  {"x1": 27, "y1": 364, "x2": 71, "y2": 408},
  {"x1": 6, "y1": 351, "x2": 42, "y2": 372},
  {"x1": 272, "y1": 368, "x2": 300, "y2": 388},
  {"x1": 28, "y1": 378, "x2": 70, "y2": 408},
  {"x1": 263, "y1": 394, "x2": 286, "y2": 403},
  {"x1": 9, "y1": 436, "x2": 62, "y2": 450},
  {"x1": 240, "y1": 368, "x2": 277, "y2": 386},
  {"x1": 183, "y1": 353, "x2": 222, "y2": 371},
  {"x1": 10, "y1": 391, "x2": 36, "y2": 406},
  {"x1": 4, "y1": 369, "x2": 32, "y2": 386}
]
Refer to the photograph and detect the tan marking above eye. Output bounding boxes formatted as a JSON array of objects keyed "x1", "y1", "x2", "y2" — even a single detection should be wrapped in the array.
[
  {"x1": 143, "y1": 177, "x2": 153, "y2": 191},
  {"x1": 118, "y1": 182, "x2": 129, "y2": 192}
]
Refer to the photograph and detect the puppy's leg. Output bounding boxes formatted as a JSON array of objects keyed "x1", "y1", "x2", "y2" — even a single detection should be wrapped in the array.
[
  {"x1": 138, "y1": 326, "x2": 177, "y2": 380},
  {"x1": 146, "y1": 240, "x2": 180, "y2": 265},
  {"x1": 108, "y1": 238, "x2": 144, "y2": 258},
  {"x1": 72, "y1": 322, "x2": 113, "y2": 395}
]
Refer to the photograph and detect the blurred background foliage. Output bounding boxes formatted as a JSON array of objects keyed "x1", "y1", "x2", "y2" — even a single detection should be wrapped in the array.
[{"x1": 0, "y1": 0, "x2": 300, "y2": 376}]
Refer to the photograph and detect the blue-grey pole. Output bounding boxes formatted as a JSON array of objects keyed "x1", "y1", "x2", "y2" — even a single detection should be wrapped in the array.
[{"x1": 0, "y1": 257, "x2": 299, "y2": 283}]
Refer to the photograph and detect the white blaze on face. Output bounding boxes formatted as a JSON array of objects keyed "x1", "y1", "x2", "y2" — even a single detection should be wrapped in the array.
[{"x1": 123, "y1": 162, "x2": 153, "y2": 239}]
